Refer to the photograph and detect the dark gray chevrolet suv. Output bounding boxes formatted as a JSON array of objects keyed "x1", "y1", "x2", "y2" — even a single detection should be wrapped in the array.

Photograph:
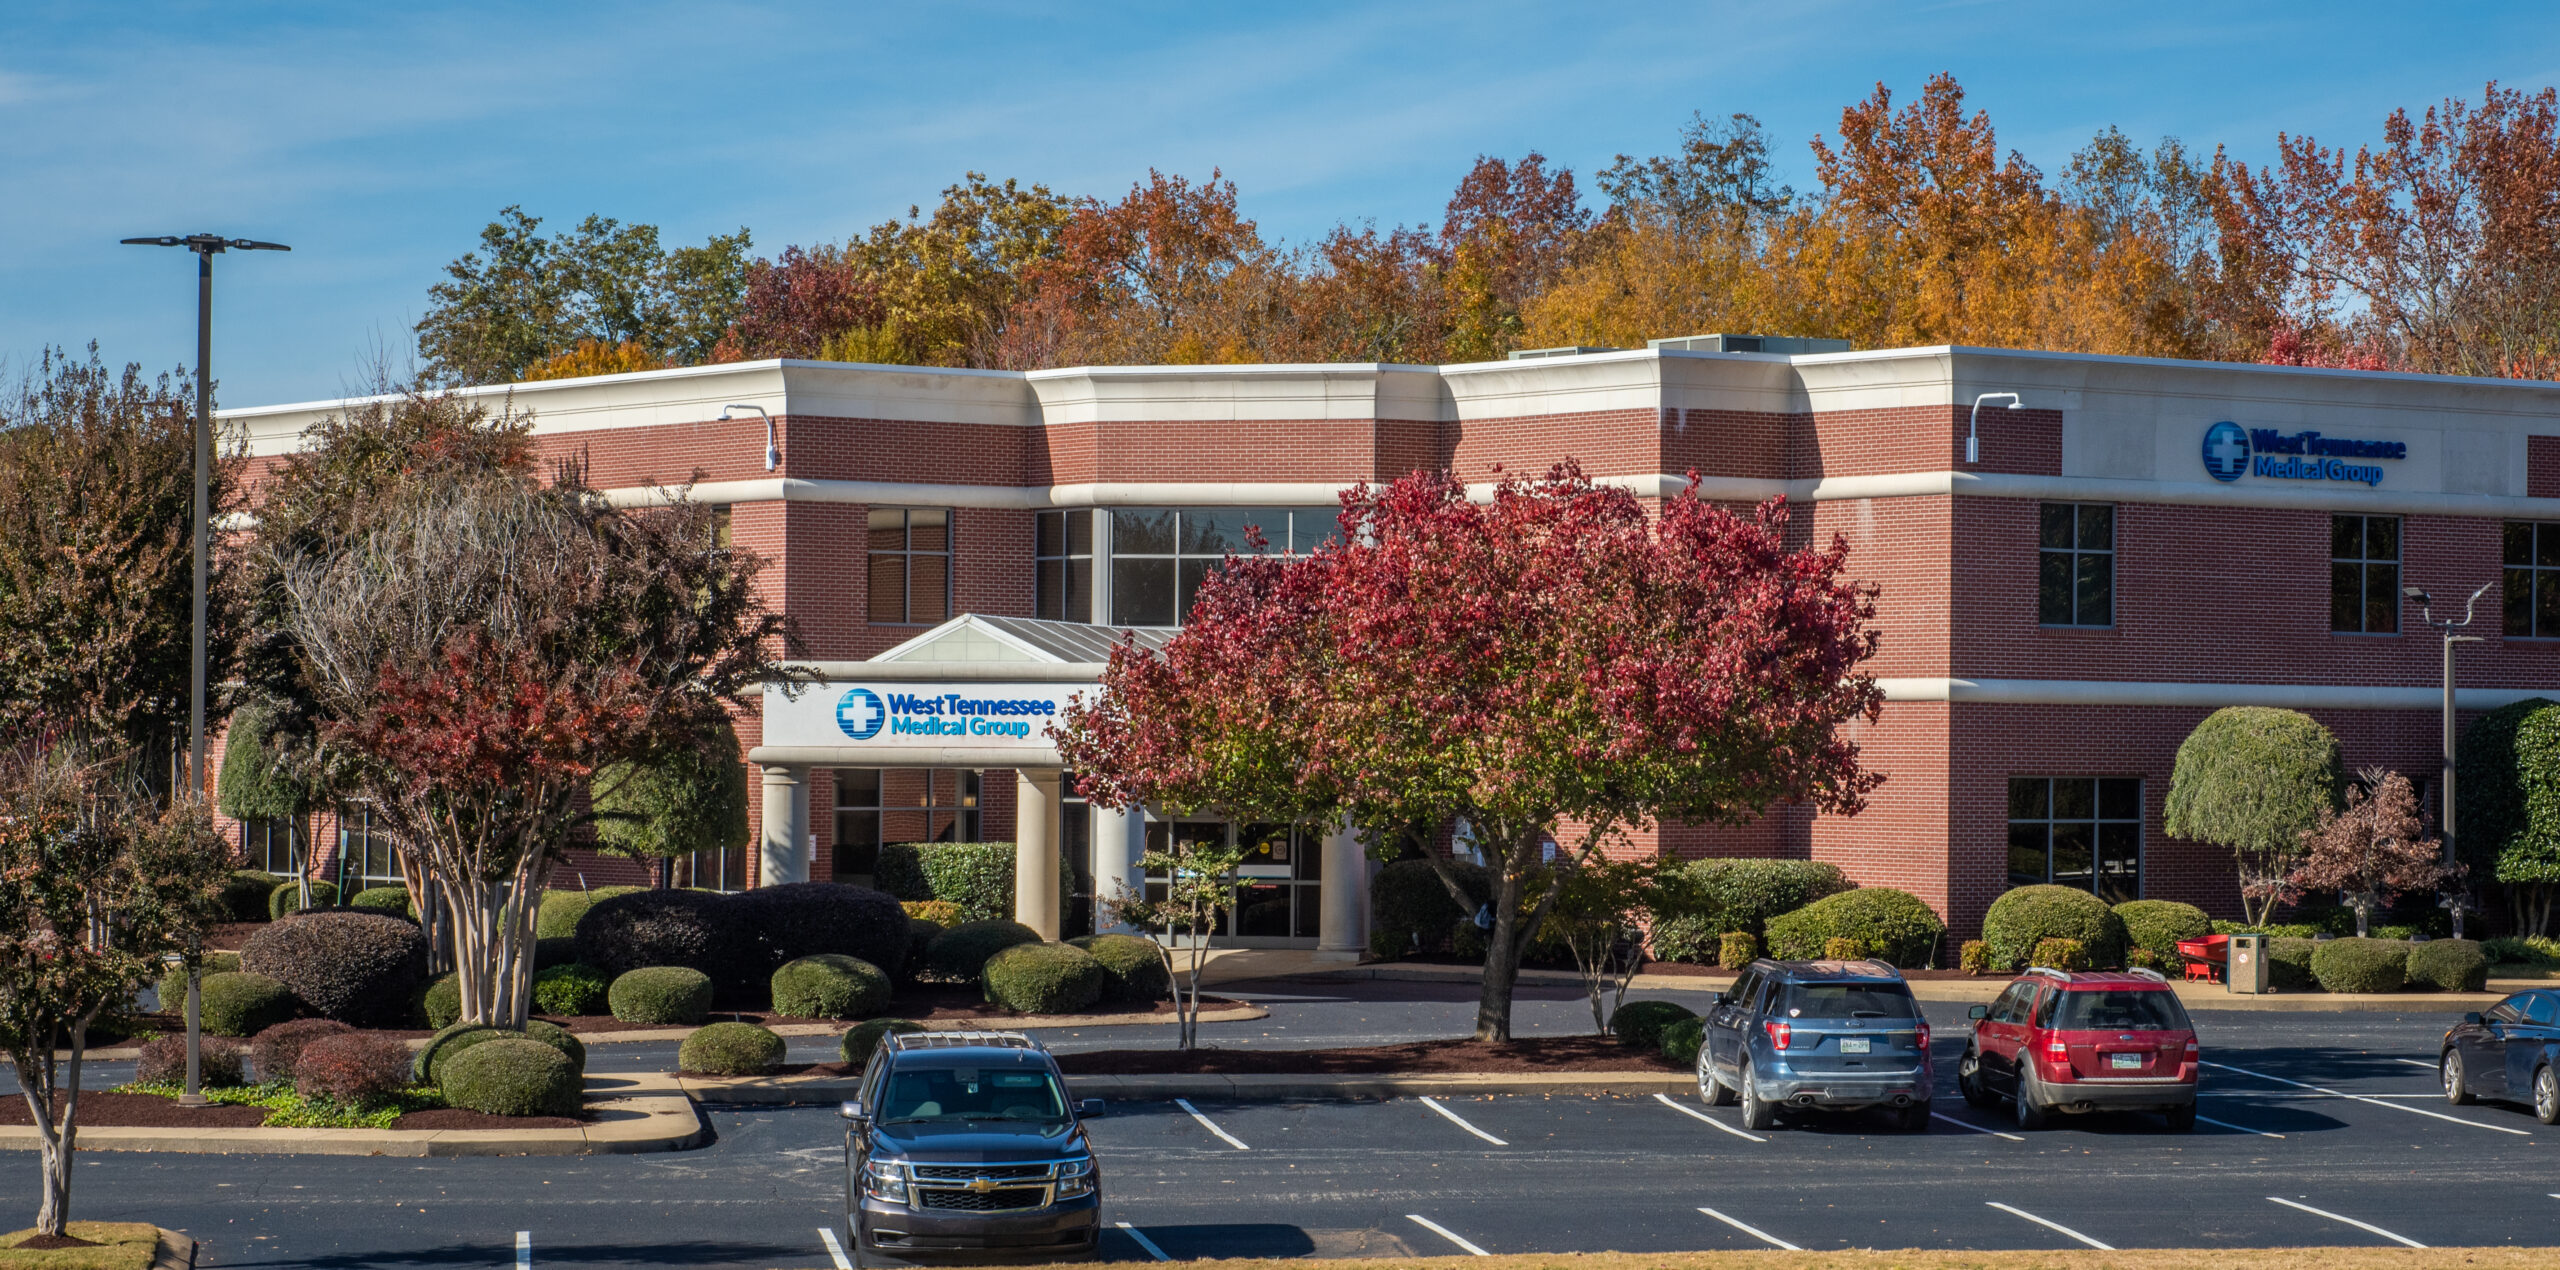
[{"x1": 839, "y1": 1031, "x2": 1103, "y2": 1262}]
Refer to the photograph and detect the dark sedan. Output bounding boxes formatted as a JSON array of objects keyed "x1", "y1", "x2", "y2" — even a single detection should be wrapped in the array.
[{"x1": 2440, "y1": 988, "x2": 2560, "y2": 1124}]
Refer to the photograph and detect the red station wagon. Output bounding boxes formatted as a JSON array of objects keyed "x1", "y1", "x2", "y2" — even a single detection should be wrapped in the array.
[{"x1": 1957, "y1": 966, "x2": 2198, "y2": 1130}]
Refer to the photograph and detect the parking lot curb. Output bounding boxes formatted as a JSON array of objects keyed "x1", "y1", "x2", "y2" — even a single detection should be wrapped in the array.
[
  {"x1": 151, "y1": 1227, "x2": 195, "y2": 1270},
  {"x1": 0, "y1": 1073, "x2": 708, "y2": 1157},
  {"x1": 679, "y1": 1068, "x2": 1693, "y2": 1105},
  {"x1": 1315, "y1": 962, "x2": 2512, "y2": 1012}
]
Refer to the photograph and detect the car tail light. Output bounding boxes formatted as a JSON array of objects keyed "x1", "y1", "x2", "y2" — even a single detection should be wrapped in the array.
[
  {"x1": 2045, "y1": 1036, "x2": 2070, "y2": 1062},
  {"x1": 1764, "y1": 1020, "x2": 1792, "y2": 1050},
  {"x1": 1915, "y1": 1022, "x2": 1932, "y2": 1051},
  {"x1": 2183, "y1": 1037, "x2": 2199, "y2": 1057}
]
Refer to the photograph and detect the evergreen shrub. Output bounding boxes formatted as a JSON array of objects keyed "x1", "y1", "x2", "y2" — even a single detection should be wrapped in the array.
[
  {"x1": 608, "y1": 966, "x2": 714, "y2": 1025},
  {"x1": 534, "y1": 963, "x2": 612, "y2": 1017},
  {"x1": 771, "y1": 954, "x2": 891, "y2": 1019},
  {"x1": 1982, "y1": 886, "x2": 2128, "y2": 970},
  {"x1": 981, "y1": 942, "x2": 1105, "y2": 1014},
  {"x1": 1764, "y1": 888, "x2": 1945, "y2": 967},
  {"x1": 926, "y1": 920, "x2": 1042, "y2": 984},
  {"x1": 679, "y1": 1021, "x2": 785, "y2": 1076},
  {"x1": 442, "y1": 1038, "x2": 581, "y2": 1117},
  {"x1": 1068, "y1": 934, "x2": 1172, "y2": 1004},
  {"x1": 200, "y1": 972, "x2": 297, "y2": 1037},
  {"x1": 1610, "y1": 1000, "x2": 1695, "y2": 1050},
  {"x1": 2310, "y1": 937, "x2": 2410, "y2": 993}
]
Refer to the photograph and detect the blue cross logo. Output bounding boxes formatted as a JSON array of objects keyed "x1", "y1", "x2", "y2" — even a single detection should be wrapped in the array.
[
  {"x1": 2201, "y1": 421, "x2": 2251, "y2": 482},
  {"x1": 836, "y1": 687, "x2": 886, "y2": 740}
]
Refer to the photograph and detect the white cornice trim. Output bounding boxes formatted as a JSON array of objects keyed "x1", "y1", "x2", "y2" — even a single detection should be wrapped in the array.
[{"x1": 1878, "y1": 677, "x2": 2557, "y2": 711}]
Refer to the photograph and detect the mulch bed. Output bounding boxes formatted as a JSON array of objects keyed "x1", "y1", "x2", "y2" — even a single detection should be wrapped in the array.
[
  {"x1": 1054, "y1": 1035, "x2": 1680, "y2": 1076},
  {"x1": 0, "y1": 1089, "x2": 580, "y2": 1132},
  {"x1": 544, "y1": 988, "x2": 1241, "y2": 1035}
]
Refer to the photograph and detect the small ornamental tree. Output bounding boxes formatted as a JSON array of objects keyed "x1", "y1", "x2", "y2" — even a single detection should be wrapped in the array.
[
  {"x1": 1543, "y1": 856, "x2": 1663, "y2": 1035},
  {"x1": 2289, "y1": 768, "x2": 2450, "y2": 937},
  {"x1": 590, "y1": 715, "x2": 751, "y2": 888},
  {"x1": 216, "y1": 700, "x2": 318, "y2": 906},
  {"x1": 2164, "y1": 707, "x2": 2344, "y2": 926},
  {"x1": 1101, "y1": 836, "x2": 1243, "y2": 1050},
  {"x1": 0, "y1": 749, "x2": 228, "y2": 1237},
  {"x1": 1063, "y1": 464, "x2": 1883, "y2": 1040},
  {"x1": 2458, "y1": 698, "x2": 2560, "y2": 936}
]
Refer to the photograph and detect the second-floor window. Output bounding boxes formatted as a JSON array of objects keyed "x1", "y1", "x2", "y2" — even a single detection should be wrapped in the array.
[
  {"x1": 2504, "y1": 521, "x2": 2560, "y2": 638},
  {"x1": 1108, "y1": 507, "x2": 1340, "y2": 627},
  {"x1": 2331, "y1": 514, "x2": 2399, "y2": 634},
  {"x1": 1035, "y1": 510, "x2": 1094, "y2": 622},
  {"x1": 2038, "y1": 503, "x2": 2113, "y2": 627},
  {"x1": 868, "y1": 508, "x2": 951, "y2": 625}
]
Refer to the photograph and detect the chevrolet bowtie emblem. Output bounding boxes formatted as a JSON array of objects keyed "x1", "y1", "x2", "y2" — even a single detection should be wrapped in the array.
[{"x1": 966, "y1": 1177, "x2": 1000, "y2": 1193}]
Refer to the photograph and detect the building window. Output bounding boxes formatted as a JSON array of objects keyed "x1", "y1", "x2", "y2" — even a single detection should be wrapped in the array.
[
  {"x1": 877, "y1": 769, "x2": 981, "y2": 844},
  {"x1": 2330, "y1": 514, "x2": 2399, "y2": 634},
  {"x1": 868, "y1": 508, "x2": 951, "y2": 625},
  {"x1": 242, "y1": 816, "x2": 307, "y2": 876},
  {"x1": 834, "y1": 767, "x2": 883, "y2": 878},
  {"x1": 673, "y1": 844, "x2": 746, "y2": 892},
  {"x1": 1035, "y1": 510, "x2": 1095, "y2": 622},
  {"x1": 1108, "y1": 507, "x2": 1340, "y2": 627},
  {"x1": 2008, "y1": 777, "x2": 2141, "y2": 903},
  {"x1": 2038, "y1": 503, "x2": 2114, "y2": 627},
  {"x1": 336, "y1": 804, "x2": 399, "y2": 890},
  {"x1": 2503, "y1": 522, "x2": 2560, "y2": 638}
]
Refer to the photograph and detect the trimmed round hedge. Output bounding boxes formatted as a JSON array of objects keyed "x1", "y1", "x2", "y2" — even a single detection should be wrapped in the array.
[
  {"x1": 1068, "y1": 934, "x2": 1172, "y2": 1004},
  {"x1": 608, "y1": 966, "x2": 714, "y2": 1025},
  {"x1": 268, "y1": 879, "x2": 339, "y2": 920},
  {"x1": 2311, "y1": 937, "x2": 2409, "y2": 993},
  {"x1": 1659, "y1": 859, "x2": 1858, "y2": 939},
  {"x1": 679, "y1": 1021, "x2": 785, "y2": 1076},
  {"x1": 573, "y1": 888, "x2": 739, "y2": 981},
  {"x1": 1660, "y1": 1015, "x2": 1707, "y2": 1067},
  {"x1": 1610, "y1": 1000, "x2": 1695, "y2": 1050},
  {"x1": 927, "y1": 920, "x2": 1043, "y2": 984},
  {"x1": 200, "y1": 972, "x2": 297, "y2": 1037},
  {"x1": 2407, "y1": 938, "x2": 2489, "y2": 992},
  {"x1": 729, "y1": 882, "x2": 909, "y2": 980},
  {"x1": 249, "y1": 1018, "x2": 354, "y2": 1084},
  {"x1": 240, "y1": 910, "x2": 429, "y2": 1026},
  {"x1": 2113, "y1": 900, "x2": 2212, "y2": 966},
  {"x1": 771, "y1": 954, "x2": 891, "y2": 1019},
  {"x1": 538, "y1": 886, "x2": 643, "y2": 940},
  {"x1": 136, "y1": 1034, "x2": 245, "y2": 1087},
  {"x1": 982, "y1": 942, "x2": 1105, "y2": 1014},
  {"x1": 157, "y1": 951, "x2": 241, "y2": 1014},
  {"x1": 533, "y1": 963, "x2": 611, "y2": 1017},
  {"x1": 842, "y1": 1018, "x2": 927, "y2": 1065},
  {"x1": 294, "y1": 1031, "x2": 413, "y2": 1106},
  {"x1": 220, "y1": 871, "x2": 286, "y2": 923},
  {"x1": 2268, "y1": 937, "x2": 2320, "y2": 991},
  {"x1": 1764, "y1": 887, "x2": 1945, "y2": 968},
  {"x1": 348, "y1": 886, "x2": 413, "y2": 919},
  {"x1": 525, "y1": 1018, "x2": 586, "y2": 1073},
  {"x1": 1982, "y1": 886, "x2": 2129, "y2": 971},
  {"x1": 423, "y1": 974, "x2": 462, "y2": 1030},
  {"x1": 416, "y1": 1023, "x2": 512, "y2": 1085},
  {"x1": 442, "y1": 1038, "x2": 581, "y2": 1117}
]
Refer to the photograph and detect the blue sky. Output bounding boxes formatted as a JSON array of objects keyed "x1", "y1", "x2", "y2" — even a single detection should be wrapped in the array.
[{"x1": 4, "y1": 1, "x2": 2554, "y2": 407}]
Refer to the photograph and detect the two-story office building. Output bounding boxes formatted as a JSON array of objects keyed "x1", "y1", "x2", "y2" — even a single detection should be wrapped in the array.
[{"x1": 222, "y1": 340, "x2": 2560, "y2": 949}]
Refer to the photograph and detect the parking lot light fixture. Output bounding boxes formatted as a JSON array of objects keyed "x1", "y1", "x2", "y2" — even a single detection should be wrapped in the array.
[
  {"x1": 1967, "y1": 392, "x2": 2022, "y2": 464},
  {"x1": 2406, "y1": 581, "x2": 2491, "y2": 939}
]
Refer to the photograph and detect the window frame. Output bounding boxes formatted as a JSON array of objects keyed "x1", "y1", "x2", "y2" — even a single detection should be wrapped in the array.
[
  {"x1": 1034, "y1": 509, "x2": 1096, "y2": 623},
  {"x1": 866, "y1": 507, "x2": 953, "y2": 626},
  {"x1": 335, "y1": 803, "x2": 400, "y2": 891},
  {"x1": 2502, "y1": 521, "x2": 2560, "y2": 640},
  {"x1": 2006, "y1": 776, "x2": 2144, "y2": 902},
  {"x1": 2036, "y1": 502, "x2": 2115, "y2": 628},
  {"x1": 1106, "y1": 507, "x2": 1341, "y2": 628},
  {"x1": 242, "y1": 816, "x2": 308, "y2": 876},
  {"x1": 2329, "y1": 513, "x2": 2401, "y2": 635}
]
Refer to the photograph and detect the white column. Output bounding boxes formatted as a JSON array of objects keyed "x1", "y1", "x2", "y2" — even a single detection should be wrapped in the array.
[
  {"x1": 757, "y1": 764, "x2": 811, "y2": 887},
  {"x1": 1315, "y1": 817, "x2": 1367, "y2": 962},
  {"x1": 1090, "y1": 805, "x2": 1149, "y2": 933},
  {"x1": 1014, "y1": 768, "x2": 1064, "y2": 939}
]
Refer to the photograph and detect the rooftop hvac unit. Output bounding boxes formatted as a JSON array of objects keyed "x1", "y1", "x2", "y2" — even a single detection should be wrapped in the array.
[
  {"x1": 1506, "y1": 345, "x2": 1622, "y2": 360},
  {"x1": 1647, "y1": 333, "x2": 1851, "y2": 355}
]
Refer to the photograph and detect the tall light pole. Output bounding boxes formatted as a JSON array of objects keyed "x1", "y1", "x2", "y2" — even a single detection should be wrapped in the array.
[
  {"x1": 1966, "y1": 392, "x2": 2022, "y2": 464},
  {"x1": 121, "y1": 233, "x2": 289, "y2": 1107},
  {"x1": 2405, "y1": 581, "x2": 2491, "y2": 939}
]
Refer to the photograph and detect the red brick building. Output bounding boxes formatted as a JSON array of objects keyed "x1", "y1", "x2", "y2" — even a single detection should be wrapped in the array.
[{"x1": 222, "y1": 340, "x2": 2560, "y2": 950}]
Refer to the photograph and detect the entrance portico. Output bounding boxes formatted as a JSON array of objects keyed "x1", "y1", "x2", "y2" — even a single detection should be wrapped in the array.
[{"x1": 748, "y1": 613, "x2": 1369, "y2": 955}]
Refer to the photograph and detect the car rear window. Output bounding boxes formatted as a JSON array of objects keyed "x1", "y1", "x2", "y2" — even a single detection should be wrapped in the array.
[
  {"x1": 1781, "y1": 982, "x2": 1919, "y2": 1019},
  {"x1": 2054, "y1": 989, "x2": 2190, "y2": 1032}
]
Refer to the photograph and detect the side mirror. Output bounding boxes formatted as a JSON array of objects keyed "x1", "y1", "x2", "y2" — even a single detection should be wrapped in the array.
[
  {"x1": 1966, "y1": 1005, "x2": 1990, "y2": 1020},
  {"x1": 2462, "y1": 1012, "x2": 2485, "y2": 1026},
  {"x1": 838, "y1": 1099, "x2": 866, "y2": 1125},
  {"x1": 1078, "y1": 1098, "x2": 1106, "y2": 1119}
]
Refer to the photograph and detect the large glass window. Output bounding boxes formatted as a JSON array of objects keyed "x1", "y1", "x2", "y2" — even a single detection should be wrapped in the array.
[
  {"x1": 242, "y1": 816, "x2": 307, "y2": 876},
  {"x1": 673, "y1": 843, "x2": 746, "y2": 891},
  {"x1": 335, "y1": 804, "x2": 399, "y2": 890},
  {"x1": 1108, "y1": 507, "x2": 1341, "y2": 627},
  {"x1": 2503, "y1": 522, "x2": 2560, "y2": 638},
  {"x1": 877, "y1": 769, "x2": 980, "y2": 844},
  {"x1": 868, "y1": 508, "x2": 951, "y2": 625},
  {"x1": 2330, "y1": 514, "x2": 2399, "y2": 634},
  {"x1": 2007, "y1": 777, "x2": 2141, "y2": 902},
  {"x1": 2038, "y1": 503, "x2": 2113, "y2": 627},
  {"x1": 833, "y1": 768, "x2": 884, "y2": 879},
  {"x1": 1142, "y1": 819, "x2": 1322, "y2": 939},
  {"x1": 1035, "y1": 510, "x2": 1095, "y2": 622}
]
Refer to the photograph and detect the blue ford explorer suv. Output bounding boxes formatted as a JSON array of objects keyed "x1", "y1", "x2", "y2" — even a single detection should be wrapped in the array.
[
  {"x1": 1696, "y1": 958, "x2": 1933, "y2": 1131},
  {"x1": 839, "y1": 1031, "x2": 1104, "y2": 1262}
]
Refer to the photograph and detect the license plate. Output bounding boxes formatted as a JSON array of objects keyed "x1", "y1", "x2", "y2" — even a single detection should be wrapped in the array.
[
  {"x1": 2110, "y1": 1052, "x2": 2142, "y2": 1070},
  {"x1": 1839, "y1": 1037, "x2": 1870, "y2": 1054}
]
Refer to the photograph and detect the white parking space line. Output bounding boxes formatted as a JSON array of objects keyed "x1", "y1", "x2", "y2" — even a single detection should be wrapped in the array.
[
  {"x1": 1652, "y1": 1092, "x2": 1767, "y2": 1143},
  {"x1": 1930, "y1": 1111, "x2": 2026, "y2": 1142},
  {"x1": 2396, "y1": 1058, "x2": 2440, "y2": 1069},
  {"x1": 515, "y1": 1231, "x2": 531, "y2": 1269},
  {"x1": 1696, "y1": 1206, "x2": 1801, "y2": 1251},
  {"x1": 1116, "y1": 1221, "x2": 1171, "y2": 1261},
  {"x1": 1174, "y1": 1098, "x2": 1250, "y2": 1150},
  {"x1": 2267, "y1": 1197, "x2": 2426, "y2": 1248},
  {"x1": 1418, "y1": 1096, "x2": 1508, "y2": 1145},
  {"x1": 2194, "y1": 1114, "x2": 2285, "y2": 1138},
  {"x1": 817, "y1": 1226, "x2": 853, "y2": 1270},
  {"x1": 1987, "y1": 1202, "x2": 2114, "y2": 1250},
  {"x1": 2203, "y1": 1061, "x2": 2533, "y2": 1135},
  {"x1": 1406, "y1": 1214, "x2": 1491, "y2": 1256}
]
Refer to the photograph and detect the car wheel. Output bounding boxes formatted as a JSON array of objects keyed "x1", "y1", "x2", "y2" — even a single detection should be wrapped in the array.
[
  {"x1": 2013, "y1": 1067, "x2": 2048, "y2": 1131},
  {"x1": 1698, "y1": 1049, "x2": 1735, "y2": 1106},
  {"x1": 1957, "y1": 1051, "x2": 1994, "y2": 1109},
  {"x1": 1895, "y1": 1101, "x2": 1930, "y2": 1132},
  {"x1": 1739, "y1": 1060, "x2": 1777, "y2": 1131},
  {"x1": 2163, "y1": 1102, "x2": 2196, "y2": 1132},
  {"x1": 2441, "y1": 1050, "x2": 2474, "y2": 1106},
  {"x1": 2535, "y1": 1064, "x2": 2559, "y2": 1127}
]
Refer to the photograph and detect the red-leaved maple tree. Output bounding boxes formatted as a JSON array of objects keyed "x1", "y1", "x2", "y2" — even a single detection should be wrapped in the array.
[
  {"x1": 1061, "y1": 464, "x2": 1883, "y2": 1040},
  {"x1": 2289, "y1": 767, "x2": 2453, "y2": 938}
]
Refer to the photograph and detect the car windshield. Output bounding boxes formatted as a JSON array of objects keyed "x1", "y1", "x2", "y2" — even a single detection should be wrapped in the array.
[
  {"x1": 877, "y1": 1067, "x2": 1070, "y2": 1126},
  {"x1": 2054, "y1": 989, "x2": 2190, "y2": 1032},
  {"x1": 1781, "y1": 982, "x2": 1919, "y2": 1020}
]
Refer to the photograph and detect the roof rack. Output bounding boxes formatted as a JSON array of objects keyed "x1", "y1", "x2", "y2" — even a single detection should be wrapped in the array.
[
  {"x1": 2022, "y1": 965, "x2": 2074, "y2": 981},
  {"x1": 2124, "y1": 967, "x2": 2169, "y2": 984},
  {"x1": 883, "y1": 1030, "x2": 1043, "y2": 1053}
]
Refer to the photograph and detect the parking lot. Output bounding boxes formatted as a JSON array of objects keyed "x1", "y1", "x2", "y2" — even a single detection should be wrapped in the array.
[{"x1": 49, "y1": 990, "x2": 2556, "y2": 1267}]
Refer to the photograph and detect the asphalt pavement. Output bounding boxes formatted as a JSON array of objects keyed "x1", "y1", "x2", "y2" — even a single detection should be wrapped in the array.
[{"x1": 33, "y1": 977, "x2": 2556, "y2": 1268}]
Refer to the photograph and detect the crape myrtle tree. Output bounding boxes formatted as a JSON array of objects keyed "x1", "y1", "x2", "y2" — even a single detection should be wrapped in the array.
[
  {"x1": 2164, "y1": 706, "x2": 2345, "y2": 927},
  {"x1": 1061, "y1": 464, "x2": 1884, "y2": 1041},
  {"x1": 0, "y1": 747, "x2": 228, "y2": 1238},
  {"x1": 2288, "y1": 768, "x2": 2450, "y2": 938},
  {"x1": 249, "y1": 391, "x2": 793, "y2": 1026}
]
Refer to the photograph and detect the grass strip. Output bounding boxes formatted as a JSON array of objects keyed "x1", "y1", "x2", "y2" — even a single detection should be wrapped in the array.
[
  {"x1": 112, "y1": 1080, "x2": 444, "y2": 1129},
  {"x1": 0, "y1": 1221, "x2": 159, "y2": 1269}
]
